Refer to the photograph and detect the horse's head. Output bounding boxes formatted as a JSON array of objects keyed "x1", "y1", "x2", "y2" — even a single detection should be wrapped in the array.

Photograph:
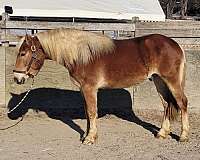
[{"x1": 13, "y1": 34, "x2": 46, "y2": 84}]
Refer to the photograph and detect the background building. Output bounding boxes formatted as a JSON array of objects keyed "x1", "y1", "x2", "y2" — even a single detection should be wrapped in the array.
[{"x1": 0, "y1": 0, "x2": 165, "y2": 22}]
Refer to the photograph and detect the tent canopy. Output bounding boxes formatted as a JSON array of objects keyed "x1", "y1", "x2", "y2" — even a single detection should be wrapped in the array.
[{"x1": 0, "y1": 0, "x2": 165, "y2": 21}]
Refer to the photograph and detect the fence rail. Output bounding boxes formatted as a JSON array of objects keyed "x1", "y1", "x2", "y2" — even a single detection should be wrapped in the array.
[
  {"x1": 135, "y1": 21, "x2": 200, "y2": 37},
  {"x1": 0, "y1": 20, "x2": 136, "y2": 45},
  {"x1": 1, "y1": 18, "x2": 200, "y2": 50},
  {"x1": 3, "y1": 21, "x2": 135, "y2": 31},
  {"x1": 135, "y1": 20, "x2": 200, "y2": 50}
]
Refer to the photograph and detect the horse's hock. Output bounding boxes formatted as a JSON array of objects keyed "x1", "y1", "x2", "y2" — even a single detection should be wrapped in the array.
[{"x1": 2, "y1": 46, "x2": 200, "y2": 115}]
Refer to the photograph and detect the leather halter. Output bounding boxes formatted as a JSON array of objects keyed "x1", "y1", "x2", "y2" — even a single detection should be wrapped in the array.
[{"x1": 13, "y1": 42, "x2": 43, "y2": 78}]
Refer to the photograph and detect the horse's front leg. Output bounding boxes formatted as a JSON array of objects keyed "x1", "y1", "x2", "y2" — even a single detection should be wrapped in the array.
[{"x1": 81, "y1": 85, "x2": 98, "y2": 145}]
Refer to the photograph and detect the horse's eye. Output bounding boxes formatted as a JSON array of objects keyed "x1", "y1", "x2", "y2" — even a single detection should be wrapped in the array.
[{"x1": 20, "y1": 51, "x2": 26, "y2": 56}]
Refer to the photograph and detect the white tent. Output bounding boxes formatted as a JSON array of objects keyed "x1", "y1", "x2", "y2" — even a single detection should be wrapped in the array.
[{"x1": 0, "y1": 0, "x2": 165, "y2": 21}]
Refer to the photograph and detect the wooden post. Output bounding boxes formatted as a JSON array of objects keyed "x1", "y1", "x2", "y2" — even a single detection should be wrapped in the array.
[
  {"x1": 0, "y1": 12, "x2": 7, "y2": 108},
  {"x1": 1, "y1": 12, "x2": 10, "y2": 47},
  {"x1": 132, "y1": 17, "x2": 139, "y2": 37},
  {"x1": 132, "y1": 16, "x2": 139, "y2": 23}
]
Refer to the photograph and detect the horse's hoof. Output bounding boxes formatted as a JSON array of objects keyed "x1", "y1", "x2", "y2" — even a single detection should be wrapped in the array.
[
  {"x1": 179, "y1": 136, "x2": 189, "y2": 142},
  {"x1": 82, "y1": 137, "x2": 95, "y2": 145},
  {"x1": 155, "y1": 133, "x2": 167, "y2": 139}
]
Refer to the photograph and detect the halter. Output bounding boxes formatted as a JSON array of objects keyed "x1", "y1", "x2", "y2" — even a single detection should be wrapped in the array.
[{"x1": 13, "y1": 40, "x2": 44, "y2": 77}]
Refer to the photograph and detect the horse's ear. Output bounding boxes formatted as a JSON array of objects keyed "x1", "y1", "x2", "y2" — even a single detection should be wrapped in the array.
[{"x1": 25, "y1": 34, "x2": 32, "y2": 45}]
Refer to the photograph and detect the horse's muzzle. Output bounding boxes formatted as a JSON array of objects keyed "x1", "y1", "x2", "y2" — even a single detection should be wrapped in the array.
[
  {"x1": 14, "y1": 76, "x2": 25, "y2": 84},
  {"x1": 13, "y1": 72, "x2": 29, "y2": 85}
]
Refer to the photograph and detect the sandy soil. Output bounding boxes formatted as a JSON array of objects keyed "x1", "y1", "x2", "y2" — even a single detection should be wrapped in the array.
[
  {"x1": 0, "y1": 108, "x2": 199, "y2": 160},
  {"x1": 1, "y1": 48, "x2": 200, "y2": 160},
  {"x1": 0, "y1": 34, "x2": 200, "y2": 160}
]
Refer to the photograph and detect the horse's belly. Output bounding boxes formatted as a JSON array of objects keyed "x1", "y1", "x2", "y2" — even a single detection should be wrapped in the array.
[{"x1": 104, "y1": 68, "x2": 147, "y2": 88}]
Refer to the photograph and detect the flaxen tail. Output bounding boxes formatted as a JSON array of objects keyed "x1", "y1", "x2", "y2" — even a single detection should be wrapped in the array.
[
  {"x1": 166, "y1": 47, "x2": 186, "y2": 120},
  {"x1": 153, "y1": 74, "x2": 178, "y2": 120}
]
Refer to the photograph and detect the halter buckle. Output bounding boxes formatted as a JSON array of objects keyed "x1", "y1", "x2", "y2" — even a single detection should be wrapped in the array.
[{"x1": 31, "y1": 45, "x2": 36, "y2": 52}]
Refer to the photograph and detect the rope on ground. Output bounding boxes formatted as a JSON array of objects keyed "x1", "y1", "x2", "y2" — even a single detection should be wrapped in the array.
[{"x1": 0, "y1": 78, "x2": 34, "y2": 130}]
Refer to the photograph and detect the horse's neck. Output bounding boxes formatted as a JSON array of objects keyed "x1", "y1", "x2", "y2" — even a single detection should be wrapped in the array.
[{"x1": 44, "y1": 47, "x2": 66, "y2": 67}]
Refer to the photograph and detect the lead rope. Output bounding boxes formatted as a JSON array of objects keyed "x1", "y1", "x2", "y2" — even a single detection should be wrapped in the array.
[{"x1": 0, "y1": 78, "x2": 34, "y2": 130}]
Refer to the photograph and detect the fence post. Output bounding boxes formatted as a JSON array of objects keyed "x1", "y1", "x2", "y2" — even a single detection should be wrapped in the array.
[
  {"x1": 1, "y1": 12, "x2": 10, "y2": 47},
  {"x1": 0, "y1": 12, "x2": 7, "y2": 108},
  {"x1": 132, "y1": 17, "x2": 139, "y2": 38}
]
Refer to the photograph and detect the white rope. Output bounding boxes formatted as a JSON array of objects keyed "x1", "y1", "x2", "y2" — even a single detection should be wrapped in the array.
[
  {"x1": 7, "y1": 78, "x2": 34, "y2": 114},
  {"x1": 0, "y1": 78, "x2": 34, "y2": 130}
]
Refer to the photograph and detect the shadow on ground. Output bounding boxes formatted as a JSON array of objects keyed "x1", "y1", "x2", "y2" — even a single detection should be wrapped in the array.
[{"x1": 7, "y1": 88, "x2": 179, "y2": 140}]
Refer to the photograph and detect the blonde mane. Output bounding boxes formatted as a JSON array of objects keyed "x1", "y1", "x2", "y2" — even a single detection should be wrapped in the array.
[{"x1": 36, "y1": 28, "x2": 115, "y2": 65}]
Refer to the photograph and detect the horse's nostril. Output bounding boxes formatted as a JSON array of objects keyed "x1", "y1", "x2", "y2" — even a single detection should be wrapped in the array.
[
  {"x1": 21, "y1": 77, "x2": 25, "y2": 84},
  {"x1": 14, "y1": 77, "x2": 18, "y2": 83}
]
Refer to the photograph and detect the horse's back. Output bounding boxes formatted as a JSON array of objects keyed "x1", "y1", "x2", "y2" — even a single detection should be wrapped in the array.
[
  {"x1": 69, "y1": 34, "x2": 184, "y2": 89},
  {"x1": 101, "y1": 34, "x2": 184, "y2": 88}
]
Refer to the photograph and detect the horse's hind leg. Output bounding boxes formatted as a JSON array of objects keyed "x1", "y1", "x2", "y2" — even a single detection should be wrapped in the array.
[
  {"x1": 153, "y1": 75, "x2": 172, "y2": 139},
  {"x1": 81, "y1": 84, "x2": 98, "y2": 145},
  {"x1": 157, "y1": 94, "x2": 171, "y2": 139},
  {"x1": 162, "y1": 77, "x2": 189, "y2": 142}
]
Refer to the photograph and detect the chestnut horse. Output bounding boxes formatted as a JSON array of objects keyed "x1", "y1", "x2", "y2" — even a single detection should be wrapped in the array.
[{"x1": 13, "y1": 28, "x2": 189, "y2": 145}]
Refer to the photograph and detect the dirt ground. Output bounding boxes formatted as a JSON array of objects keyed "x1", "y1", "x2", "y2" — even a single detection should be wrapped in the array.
[
  {"x1": 1, "y1": 48, "x2": 200, "y2": 159},
  {"x1": 0, "y1": 108, "x2": 199, "y2": 160}
]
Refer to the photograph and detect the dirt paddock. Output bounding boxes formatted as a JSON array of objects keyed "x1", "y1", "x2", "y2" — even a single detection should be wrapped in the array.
[
  {"x1": 0, "y1": 106, "x2": 200, "y2": 160},
  {"x1": 0, "y1": 48, "x2": 200, "y2": 159}
]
